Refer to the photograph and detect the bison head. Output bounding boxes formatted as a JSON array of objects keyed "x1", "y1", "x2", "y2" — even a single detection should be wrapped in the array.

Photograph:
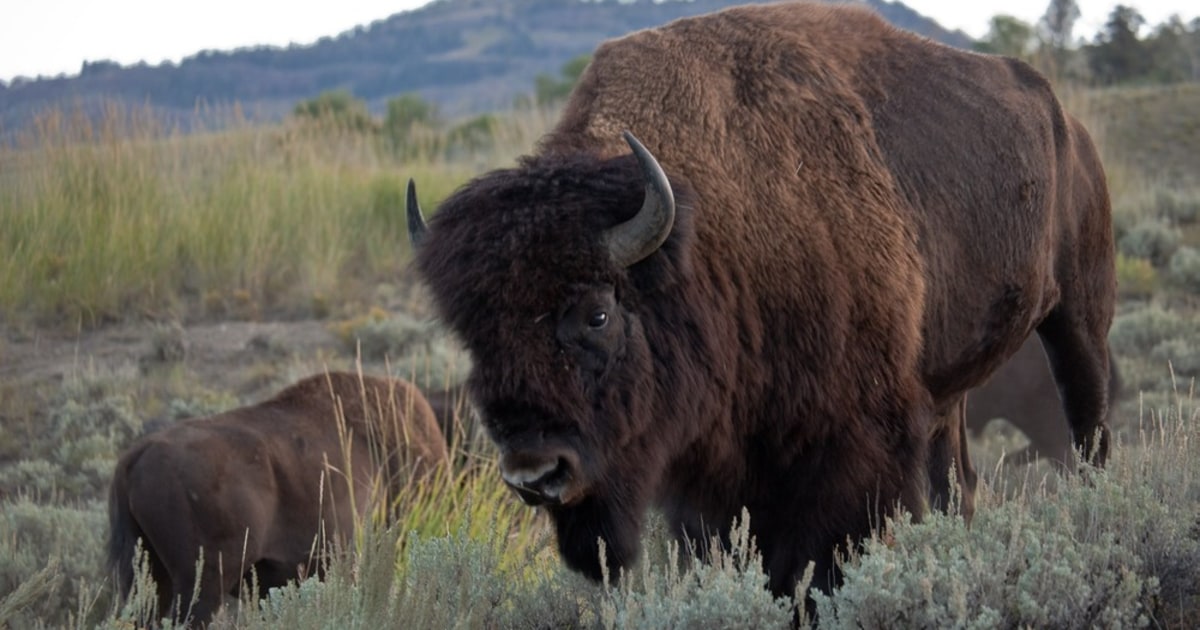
[{"x1": 408, "y1": 133, "x2": 694, "y2": 579}]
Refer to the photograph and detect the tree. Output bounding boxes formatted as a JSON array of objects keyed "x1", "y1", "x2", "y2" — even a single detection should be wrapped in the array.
[
  {"x1": 384, "y1": 93, "x2": 440, "y2": 138},
  {"x1": 1038, "y1": 0, "x2": 1080, "y2": 77},
  {"x1": 1145, "y1": 16, "x2": 1192, "y2": 83},
  {"x1": 292, "y1": 90, "x2": 376, "y2": 132},
  {"x1": 383, "y1": 92, "x2": 443, "y2": 156},
  {"x1": 975, "y1": 15, "x2": 1037, "y2": 60},
  {"x1": 533, "y1": 54, "x2": 592, "y2": 106},
  {"x1": 446, "y1": 113, "x2": 499, "y2": 155},
  {"x1": 1087, "y1": 5, "x2": 1149, "y2": 84}
]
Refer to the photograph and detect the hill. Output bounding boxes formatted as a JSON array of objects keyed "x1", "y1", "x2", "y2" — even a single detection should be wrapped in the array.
[{"x1": 0, "y1": 0, "x2": 972, "y2": 134}]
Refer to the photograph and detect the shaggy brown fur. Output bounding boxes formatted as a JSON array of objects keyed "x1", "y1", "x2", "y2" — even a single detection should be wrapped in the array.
[
  {"x1": 106, "y1": 372, "x2": 447, "y2": 626},
  {"x1": 411, "y1": 2, "x2": 1115, "y2": 598},
  {"x1": 968, "y1": 337, "x2": 1122, "y2": 466}
]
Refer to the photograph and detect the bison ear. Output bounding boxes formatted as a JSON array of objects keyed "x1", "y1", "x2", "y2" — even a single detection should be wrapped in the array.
[
  {"x1": 406, "y1": 178, "x2": 428, "y2": 248},
  {"x1": 604, "y1": 131, "x2": 676, "y2": 268}
]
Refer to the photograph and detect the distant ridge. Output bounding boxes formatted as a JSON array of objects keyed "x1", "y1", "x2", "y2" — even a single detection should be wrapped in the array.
[{"x1": 0, "y1": 0, "x2": 973, "y2": 133}]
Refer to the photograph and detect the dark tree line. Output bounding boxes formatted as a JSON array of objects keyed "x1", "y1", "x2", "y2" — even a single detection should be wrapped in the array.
[
  {"x1": 976, "y1": 0, "x2": 1200, "y2": 85},
  {"x1": 291, "y1": 53, "x2": 592, "y2": 156}
]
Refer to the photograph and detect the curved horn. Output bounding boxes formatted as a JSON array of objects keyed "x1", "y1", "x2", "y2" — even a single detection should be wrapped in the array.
[
  {"x1": 406, "y1": 178, "x2": 428, "y2": 248},
  {"x1": 604, "y1": 131, "x2": 676, "y2": 268}
]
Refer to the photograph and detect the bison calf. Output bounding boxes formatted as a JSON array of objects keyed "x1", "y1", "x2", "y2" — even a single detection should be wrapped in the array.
[{"x1": 106, "y1": 372, "x2": 447, "y2": 626}]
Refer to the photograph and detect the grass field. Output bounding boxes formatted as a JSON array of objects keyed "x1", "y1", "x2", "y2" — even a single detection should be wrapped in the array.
[{"x1": 1, "y1": 82, "x2": 1199, "y2": 628}]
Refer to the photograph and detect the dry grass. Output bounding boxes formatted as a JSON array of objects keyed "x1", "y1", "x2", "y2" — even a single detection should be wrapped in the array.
[{"x1": 0, "y1": 101, "x2": 556, "y2": 329}]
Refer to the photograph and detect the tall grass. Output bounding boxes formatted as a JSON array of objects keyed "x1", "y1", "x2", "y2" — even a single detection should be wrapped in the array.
[{"x1": 0, "y1": 101, "x2": 556, "y2": 328}]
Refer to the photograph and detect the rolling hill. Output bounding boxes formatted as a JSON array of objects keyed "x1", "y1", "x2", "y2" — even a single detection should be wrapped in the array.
[{"x1": 0, "y1": 0, "x2": 972, "y2": 134}]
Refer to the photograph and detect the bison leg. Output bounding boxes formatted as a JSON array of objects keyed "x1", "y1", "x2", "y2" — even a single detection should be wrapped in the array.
[
  {"x1": 126, "y1": 459, "x2": 247, "y2": 626},
  {"x1": 1036, "y1": 311, "x2": 1112, "y2": 466},
  {"x1": 927, "y1": 395, "x2": 976, "y2": 521}
]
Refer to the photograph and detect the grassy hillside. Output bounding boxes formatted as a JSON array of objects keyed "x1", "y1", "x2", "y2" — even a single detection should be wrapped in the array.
[
  {"x1": 1082, "y1": 82, "x2": 1200, "y2": 189},
  {"x1": 1, "y1": 80, "x2": 1199, "y2": 627}
]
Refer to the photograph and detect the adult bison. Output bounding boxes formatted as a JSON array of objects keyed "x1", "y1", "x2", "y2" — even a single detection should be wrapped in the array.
[
  {"x1": 106, "y1": 372, "x2": 447, "y2": 626},
  {"x1": 968, "y1": 337, "x2": 1122, "y2": 467},
  {"x1": 407, "y1": 2, "x2": 1115, "y2": 596}
]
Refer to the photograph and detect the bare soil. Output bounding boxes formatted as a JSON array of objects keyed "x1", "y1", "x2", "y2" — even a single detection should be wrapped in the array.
[{"x1": 2, "y1": 318, "x2": 347, "y2": 403}]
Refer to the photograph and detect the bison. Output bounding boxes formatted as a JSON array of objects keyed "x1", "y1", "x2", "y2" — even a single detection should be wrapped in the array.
[
  {"x1": 968, "y1": 337, "x2": 1122, "y2": 467},
  {"x1": 106, "y1": 372, "x2": 448, "y2": 626},
  {"x1": 406, "y1": 2, "x2": 1115, "y2": 597}
]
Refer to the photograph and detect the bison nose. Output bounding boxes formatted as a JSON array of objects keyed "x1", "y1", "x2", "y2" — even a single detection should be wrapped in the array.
[{"x1": 499, "y1": 452, "x2": 577, "y2": 506}]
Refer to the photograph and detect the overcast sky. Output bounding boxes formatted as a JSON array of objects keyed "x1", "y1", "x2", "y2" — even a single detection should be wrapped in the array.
[{"x1": 1, "y1": 1, "x2": 1195, "y2": 82}]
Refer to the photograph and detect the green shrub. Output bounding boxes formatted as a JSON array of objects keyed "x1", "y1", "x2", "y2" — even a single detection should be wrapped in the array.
[
  {"x1": 1118, "y1": 218, "x2": 1180, "y2": 267},
  {"x1": 0, "y1": 499, "x2": 111, "y2": 629},
  {"x1": 814, "y1": 477, "x2": 1166, "y2": 629},
  {"x1": 1169, "y1": 246, "x2": 1200, "y2": 293},
  {"x1": 329, "y1": 308, "x2": 471, "y2": 388},
  {"x1": 147, "y1": 322, "x2": 187, "y2": 364},
  {"x1": 598, "y1": 510, "x2": 797, "y2": 629},
  {"x1": 1109, "y1": 306, "x2": 1200, "y2": 355},
  {"x1": 0, "y1": 387, "x2": 142, "y2": 501},
  {"x1": 1150, "y1": 338, "x2": 1200, "y2": 378},
  {"x1": 1116, "y1": 252, "x2": 1158, "y2": 299},
  {"x1": 1156, "y1": 188, "x2": 1200, "y2": 224}
]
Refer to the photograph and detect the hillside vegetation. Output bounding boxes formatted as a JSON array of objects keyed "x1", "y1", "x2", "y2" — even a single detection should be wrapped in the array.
[{"x1": 0, "y1": 0, "x2": 971, "y2": 135}]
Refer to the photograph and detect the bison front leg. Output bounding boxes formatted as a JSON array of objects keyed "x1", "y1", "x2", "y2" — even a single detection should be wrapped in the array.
[{"x1": 927, "y1": 395, "x2": 977, "y2": 521}]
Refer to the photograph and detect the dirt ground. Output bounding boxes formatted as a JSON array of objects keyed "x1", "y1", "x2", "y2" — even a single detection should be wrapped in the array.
[{"x1": 1, "y1": 318, "x2": 354, "y2": 407}]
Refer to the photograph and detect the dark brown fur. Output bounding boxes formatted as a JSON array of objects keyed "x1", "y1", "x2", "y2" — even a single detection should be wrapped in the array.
[
  {"x1": 968, "y1": 337, "x2": 1122, "y2": 466},
  {"x1": 413, "y1": 3, "x2": 1115, "y2": 598},
  {"x1": 106, "y1": 372, "x2": 447, "y2": 626}
]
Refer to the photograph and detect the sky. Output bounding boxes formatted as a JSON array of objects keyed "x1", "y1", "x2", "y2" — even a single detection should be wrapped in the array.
[{"x1": 1, "y1": 1, "x2": 1196, "y2": 82}]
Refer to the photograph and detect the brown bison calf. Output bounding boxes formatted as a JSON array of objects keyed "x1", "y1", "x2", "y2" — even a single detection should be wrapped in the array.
[{"x1": 106, "y1": 372, "x2": 447, "y2": 626}]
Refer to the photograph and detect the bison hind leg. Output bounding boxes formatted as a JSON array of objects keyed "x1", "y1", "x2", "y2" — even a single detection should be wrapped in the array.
[{"x1": 1036, "y1": 312, "x2": 1112, "y2": 467}]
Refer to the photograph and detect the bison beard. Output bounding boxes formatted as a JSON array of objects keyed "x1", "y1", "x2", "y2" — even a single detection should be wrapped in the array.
[{"x1": 407, "y1": 1, "x2": 1115, "y2": 601}]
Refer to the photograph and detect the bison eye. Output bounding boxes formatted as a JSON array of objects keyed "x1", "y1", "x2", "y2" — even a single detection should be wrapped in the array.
[{"x1": 587, "y1": 310, "x2": 608, "y2": 329}]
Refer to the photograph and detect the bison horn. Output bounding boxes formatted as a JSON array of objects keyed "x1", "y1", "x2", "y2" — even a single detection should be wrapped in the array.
[
  {"x1": 604, "y1": 131, "x2": 676, "y2": 268},
  {"x1": 406, "y1": 178, "x2": 428, "y2": 248}
]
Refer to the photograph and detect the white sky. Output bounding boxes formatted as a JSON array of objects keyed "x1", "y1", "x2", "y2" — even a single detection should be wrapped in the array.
[{"x1": 1, "y1": 1, "x2": 1196, "y2": 82}]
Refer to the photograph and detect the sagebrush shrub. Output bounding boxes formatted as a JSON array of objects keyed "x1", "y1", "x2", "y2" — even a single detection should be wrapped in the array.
[
  {"x1": 1116, "y1": 252, "x2": 1158, "y2": 299},
  {"x1": 1109, "y1": 305, "x2": 1200, "y2": 355},
  {"x1": 0, "y1": 499, "x2": 111, "y2": 629},
  {"x1": 1169, "y1": 246, "x2": 1200, "y2": 293},
  {"x1": 812, "y1": 485, "x2": 1158, "y2": 629},
  {"x1": 1118, "y1": 218, "x2": 1181, "y2": 267},
  {"x1": 0, "y1": 390, "x2": 142, "y2": 501},
  {"x1": 1150, "y1": 338, "x2": 1200, "y2": 378},
  {"x1": 1156, "y1": 188, "x2": 1200, "y2": 224},
  {"x1": 598, "y1": 510, "x2": 798, "y2": 629}
]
